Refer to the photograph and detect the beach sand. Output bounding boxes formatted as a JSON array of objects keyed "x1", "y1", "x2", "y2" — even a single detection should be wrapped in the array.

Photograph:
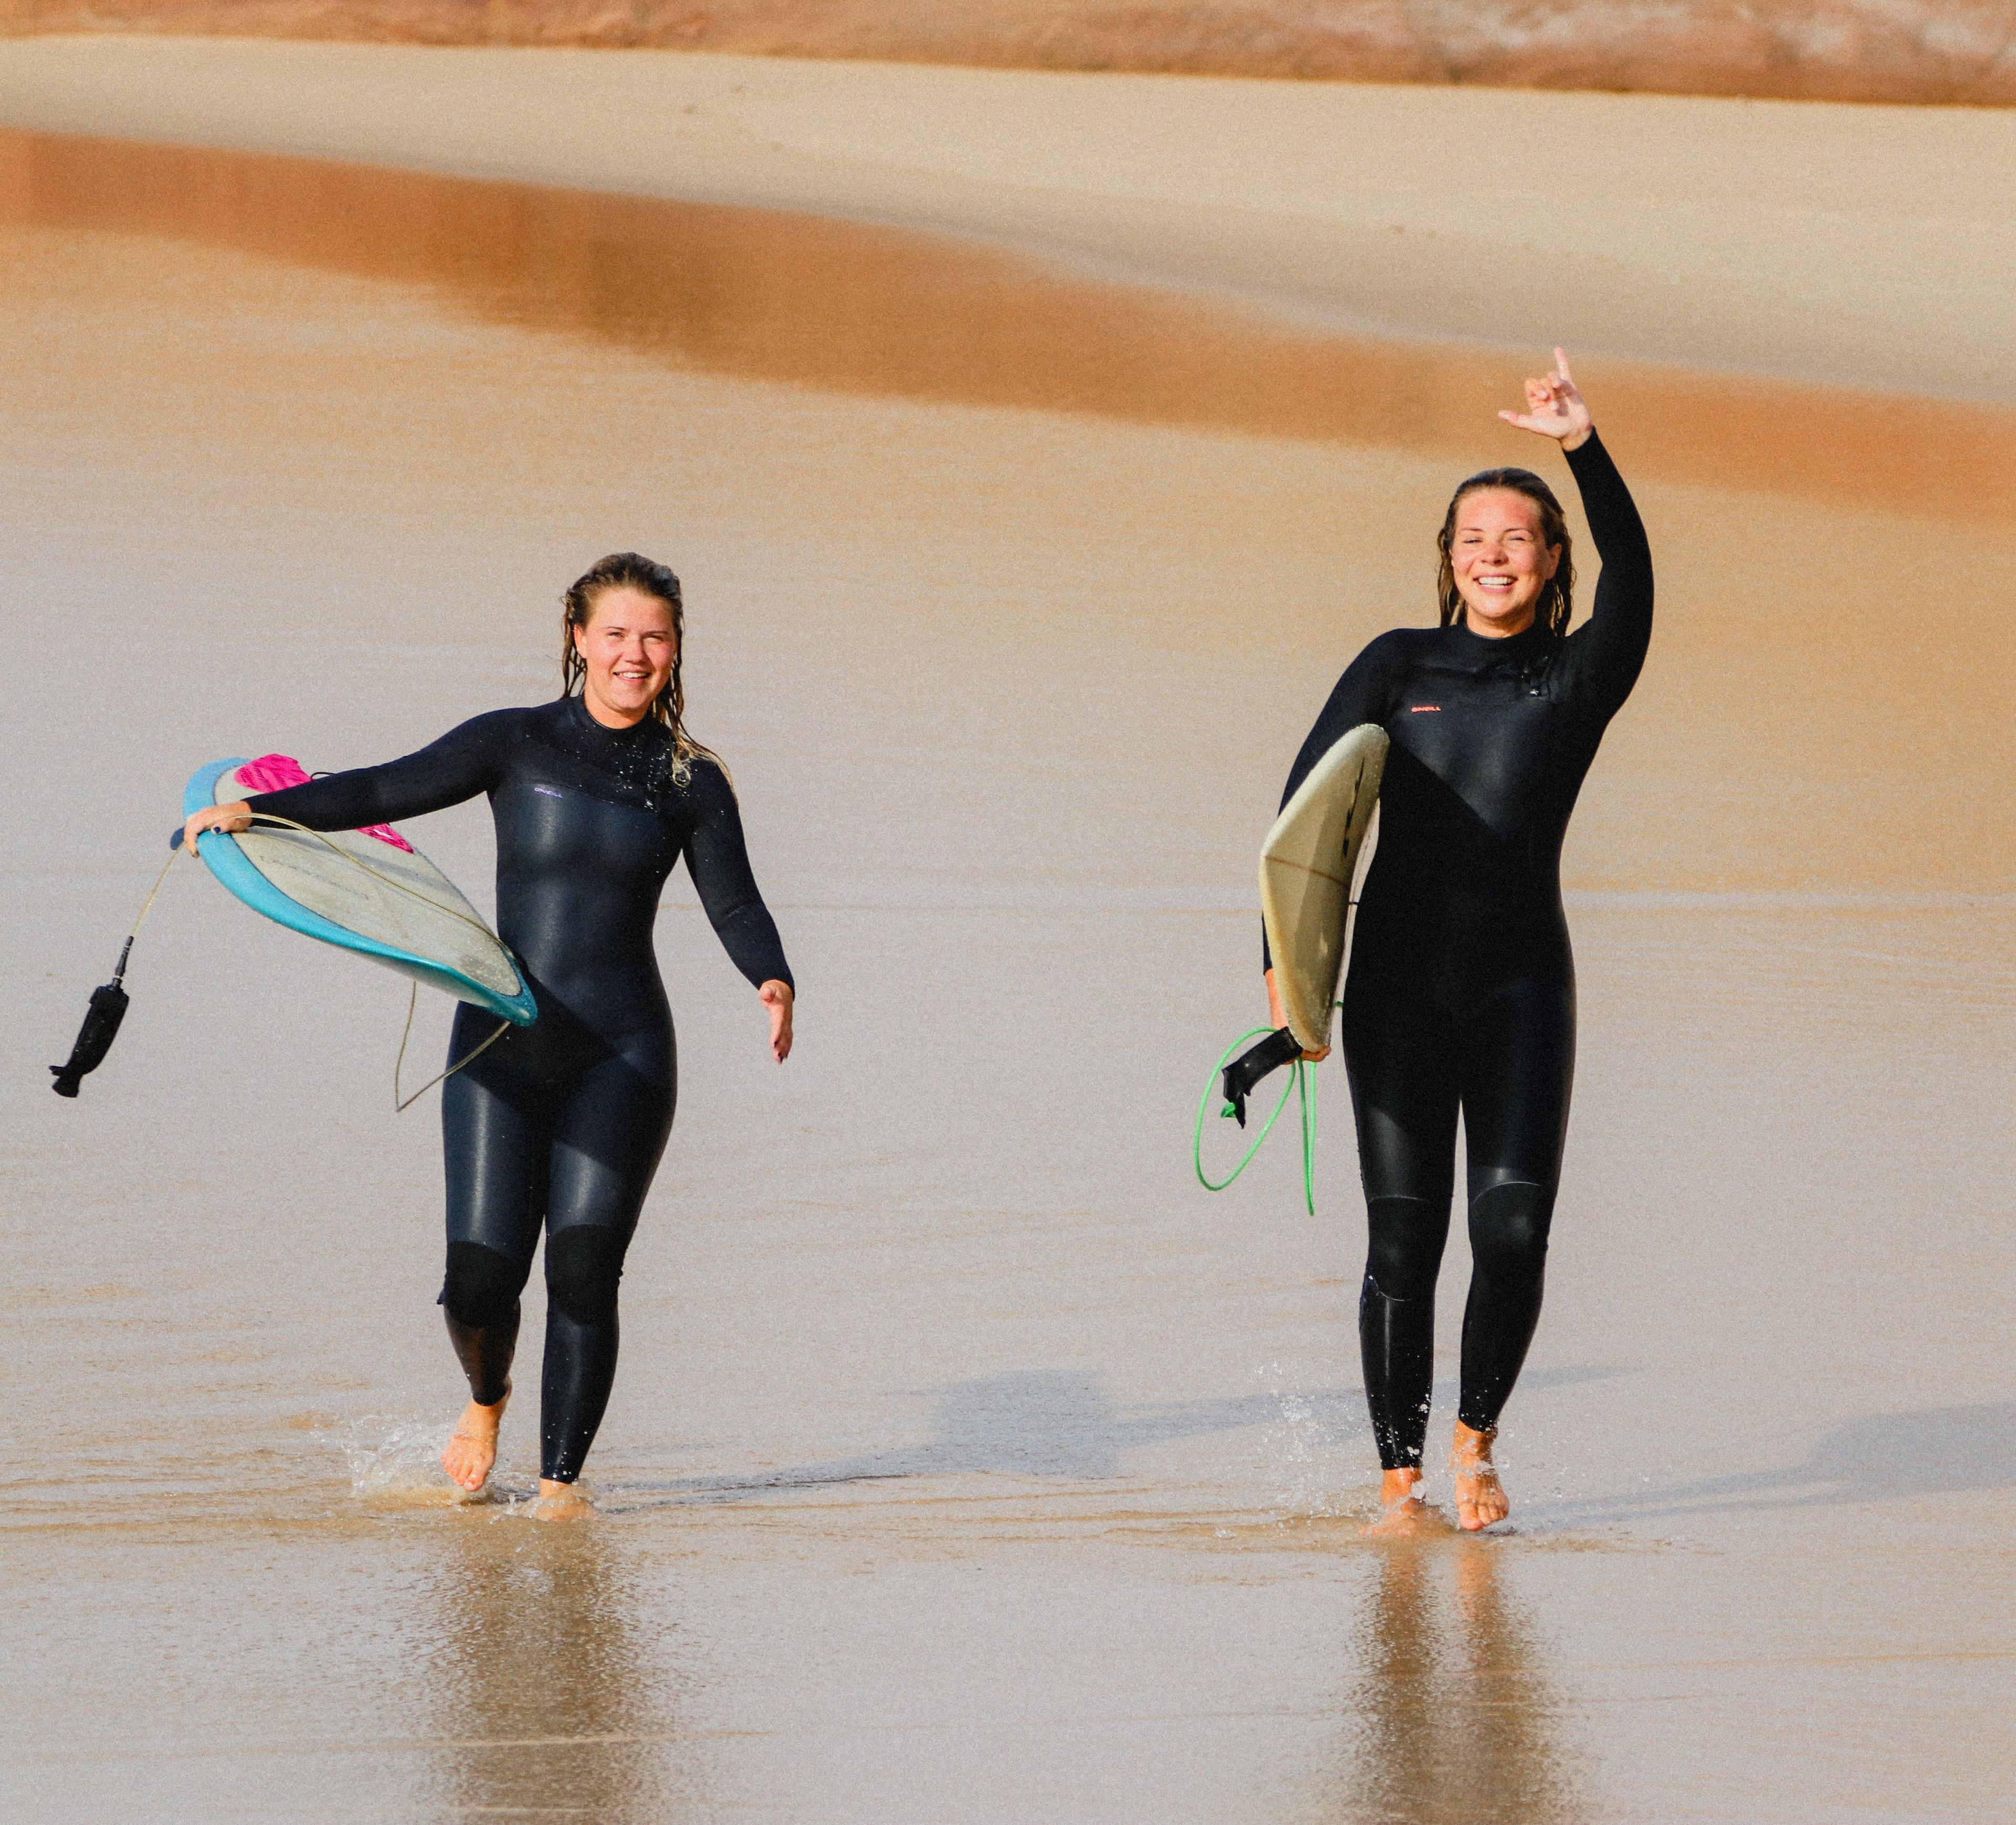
[
  {"x1": 1, "y1": 35, "x2": 2014, "y2": 402},
  {"x1": 4, "y1": 1, "x2": 2015, "y2": 105},
  {"x1": 1, "y1": 41, "x2": 2011, "y2": 1825}
]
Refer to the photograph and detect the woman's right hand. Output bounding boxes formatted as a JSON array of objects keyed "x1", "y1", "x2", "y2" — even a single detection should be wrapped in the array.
[
  {"x1": 182, "y1": 800, "x2": 253, "y2": 853},
  {"x1": 1266, "y1": 967, "x2": 1330, "y2": 1062}
]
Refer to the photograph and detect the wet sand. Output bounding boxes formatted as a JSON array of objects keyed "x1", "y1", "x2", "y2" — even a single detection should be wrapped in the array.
[
  {"x1": 3, "y1": 37, "x2": 2015, "y2": 403},
  {"x1": 6, "y1": 0, "x2": 2015, "y2": 105},
  {"x1": 2, "y1": 124, "x2": 2013, "y2": 1823}
]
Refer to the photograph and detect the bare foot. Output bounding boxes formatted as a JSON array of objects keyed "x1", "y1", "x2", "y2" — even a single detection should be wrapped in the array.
[
  {"x1": 1451, "y1": 1421, "x2": 1509, "y2": 1530},
  {"x1": 530, "y1": 1478, "x2": 595, "y2": 1523},
  {"x1": 1361, "y1": 1467, "x2": 1435, "y2": 1537},
  {"x1": 443, "y1": 1391, "x2": 508, "y2": 1494}
]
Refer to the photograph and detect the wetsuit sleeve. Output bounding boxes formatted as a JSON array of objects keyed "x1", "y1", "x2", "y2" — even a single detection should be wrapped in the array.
[
  {"x1": 1263, "y1": 634, "x2": 1402, "y2": 970},
  {"x1": 1561, "y1": 432, "x2": 1654, "y2": 716},
  {"x1": 240, "y1": 714, "x2": 506, "y2": 829},
  {"x1": 680, "y1": 763, "x2": 794, "y2": 992}
]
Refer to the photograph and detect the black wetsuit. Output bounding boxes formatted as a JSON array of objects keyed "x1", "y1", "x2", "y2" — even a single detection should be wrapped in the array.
[
  {"x1": 1273, "y1": 434, "x2": 1652, "y2": 1470},
  {"x1": 246, "y1": 696, "x2": 792, "y2": 1483}
]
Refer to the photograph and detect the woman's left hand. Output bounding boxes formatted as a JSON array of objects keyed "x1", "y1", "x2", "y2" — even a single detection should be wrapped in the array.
[
  {"x1": 1499, "y1": 347, "x2": 1592, "y2": 450},
  {"x1": 760, "y1": 980, "x2": 794, "y2": 1062},
  {"x1": 182, "y1": 799, "x2": 254, "y2": 854}
]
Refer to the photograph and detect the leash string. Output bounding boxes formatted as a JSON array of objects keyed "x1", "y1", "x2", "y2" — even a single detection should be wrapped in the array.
[{"x1": 392, "y1": 981, "x2": 512, "y2": 1113}]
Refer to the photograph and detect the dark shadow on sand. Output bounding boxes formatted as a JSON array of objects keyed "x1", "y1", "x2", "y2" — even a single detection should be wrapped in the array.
[
  {"x1": 617, "y1": 1363, "x2": 1626, "y2": 1507},
  {"x1": 1546, "y1": 1401, "x2": 2016, "y2": 1527}
]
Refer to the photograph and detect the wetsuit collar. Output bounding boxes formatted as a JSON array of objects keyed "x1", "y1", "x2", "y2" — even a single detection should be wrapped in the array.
[
  {"x1": 1445, "y1": 616, "x2": 1552, "y2": 664},
  {"x1": 566, "y1": 691, "x2": 658, "y2": 742}
]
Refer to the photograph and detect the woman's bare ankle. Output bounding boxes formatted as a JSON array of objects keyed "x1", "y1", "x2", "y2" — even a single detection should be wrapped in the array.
[
  {"x1": 1380, "y1": 1467, "x2": 1424, "y2": 1506},
  {"x1": 1361, "y1": 1466, "x2": 1434, "y2": 1536},
  {"x1": 532, "y1": 1478, "x2": 595, "y2": 1522}
]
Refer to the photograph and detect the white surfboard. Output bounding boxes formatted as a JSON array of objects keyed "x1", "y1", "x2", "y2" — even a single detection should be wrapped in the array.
[
  {"x1": 1259, "y1": 723, "x2": 1388, "y2": 1053},
  {"x1": 184, "y1": 757, "x2": 536, "y2": 1025}
]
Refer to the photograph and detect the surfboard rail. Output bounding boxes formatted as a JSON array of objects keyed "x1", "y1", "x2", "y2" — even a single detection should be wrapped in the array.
[
  {"x1": 184, "y1": 758, "x2": 538, "y2": 1025},
  {"x1": 1259, "y1": 723, "x2": 1387, "y2": 1053}
]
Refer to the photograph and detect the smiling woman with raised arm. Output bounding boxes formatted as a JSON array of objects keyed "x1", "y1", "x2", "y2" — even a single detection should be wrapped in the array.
[
  {"x1": 1264, "y1": 351, "x2": 1653, "y2": 1533},
  {"x1": 184, "y1": 553, "x2": 795, "y2": 1517}
]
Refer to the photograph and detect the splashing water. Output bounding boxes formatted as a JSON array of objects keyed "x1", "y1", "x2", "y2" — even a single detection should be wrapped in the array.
[
  {"x1": 339, "y1": 1417, "x2": 537, "y2": 1506},
  {"x1": 1253, "y1": 1366, "x2": 1353, "y2": 1519}
]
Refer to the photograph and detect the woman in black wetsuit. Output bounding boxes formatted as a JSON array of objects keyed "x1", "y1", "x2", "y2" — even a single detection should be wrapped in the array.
[
  {"x1": 1265, "y1": 352, "x2": 1652, "y2": 1534},
  {"x1": 182, "y1": 553, "x2": 794, "y2": 1517}
]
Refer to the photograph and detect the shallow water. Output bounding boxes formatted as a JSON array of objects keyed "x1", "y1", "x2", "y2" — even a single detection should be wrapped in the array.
[{"x1": 1, "y1": 131, "x2": 2011, "y2": 1821}]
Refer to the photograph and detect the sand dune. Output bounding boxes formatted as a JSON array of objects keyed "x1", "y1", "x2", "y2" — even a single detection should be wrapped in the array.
[
  {"x1": 2, "y1": 36, "x2": 2011, "y2": 405},
  {"x1": 6, "y1": 124, "x2": 2012, "y2": 521},
  {"x1": 2, "y1": 0, "x2": 2012, "y2": 105}
]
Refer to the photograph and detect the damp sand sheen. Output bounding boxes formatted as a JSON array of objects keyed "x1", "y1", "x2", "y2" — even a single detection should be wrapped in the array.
[{"x1": 2, "y1": 50, "x2": 2014, "y2": 1825}]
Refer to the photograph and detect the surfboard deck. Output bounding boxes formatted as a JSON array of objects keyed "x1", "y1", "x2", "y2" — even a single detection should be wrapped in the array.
[
  {"x1": 1259, "y1": 723, "x2": 1388, "y2": 1053},
  {"x1": 185, "y1": 758, "x2": 537, "y2": 1024}
]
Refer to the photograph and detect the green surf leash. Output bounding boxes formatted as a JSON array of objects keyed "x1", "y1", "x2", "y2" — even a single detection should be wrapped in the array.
[{"x1": 1192, "y1": 1012, "x2": 1335, "y2": 1215}]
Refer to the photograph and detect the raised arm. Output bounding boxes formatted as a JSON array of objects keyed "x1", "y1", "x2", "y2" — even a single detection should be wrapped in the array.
[
  {"x1": 1560, "y1": 432, "x2": 1653, "y2": 714},
  {"x1": 1499, "y1": 348, "x2": 1653, "y2": 714},
  {"x1": 681, "y1": 762, "x2": 795, "y2": 1061},
  {"x1": 182, "y1": 714, "x2": 508, "y2": 852}
]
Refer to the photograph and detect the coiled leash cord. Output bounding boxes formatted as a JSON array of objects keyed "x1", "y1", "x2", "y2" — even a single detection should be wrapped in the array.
[{"x1": 1191, "y1": 1006, "x2": 1341, "y2": 1216}]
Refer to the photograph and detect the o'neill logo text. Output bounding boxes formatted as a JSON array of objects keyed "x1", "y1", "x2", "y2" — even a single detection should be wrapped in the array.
[{"x1": 1410, "y1": 704, "x2": 1442, "y2": 712}]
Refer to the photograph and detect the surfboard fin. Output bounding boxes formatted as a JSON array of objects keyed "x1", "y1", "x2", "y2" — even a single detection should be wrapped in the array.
[
  {"x1": 50, "y1": 941, "x2": 133, "y2": 1098},
  {"x1": 1221, "y1": 1026, "x2": 1303, "y2": 1128}
]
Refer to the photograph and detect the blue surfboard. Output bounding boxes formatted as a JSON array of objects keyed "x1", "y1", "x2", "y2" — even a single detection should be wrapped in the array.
[{"x1": 185, "y1": 758, "x2": 537, "y2": 1025}]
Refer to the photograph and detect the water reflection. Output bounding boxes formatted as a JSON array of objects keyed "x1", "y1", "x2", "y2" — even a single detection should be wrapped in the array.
[
  {"x1": 1339, "y1": 1542, "x2": 1584, "y2": 1825},
  {"x1": 413, "y1": 1517, "x2": 702, "y2": 1822},
  {"x1": 0, "y1": 127, "x2": 2009, "y2": 518}
]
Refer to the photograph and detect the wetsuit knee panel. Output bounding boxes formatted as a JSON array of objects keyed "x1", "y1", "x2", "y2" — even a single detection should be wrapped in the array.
[
  {"x1": 545, "y1": 1225, "x2": 629, "y2": 1327},
  {"x1": 440, "y1": 1240, "x2": 530, "y2": 1328},
  {"x1": 1363, "y1": 1195, "x2": 1452, "y2": 1302},
  {"x1": 1467, "y1": 1180, "x2": 1553, "y2": 1280}
]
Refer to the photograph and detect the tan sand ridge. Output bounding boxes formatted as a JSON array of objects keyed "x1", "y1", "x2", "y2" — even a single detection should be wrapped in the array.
[{"x1": 1, "y1": 36, "x2": 2013, "y2": 404}]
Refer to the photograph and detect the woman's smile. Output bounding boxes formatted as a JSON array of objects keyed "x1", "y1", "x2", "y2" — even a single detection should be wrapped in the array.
[{"x1": 1449, "y1": 486, "x2": 1563, "y2": 635}]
